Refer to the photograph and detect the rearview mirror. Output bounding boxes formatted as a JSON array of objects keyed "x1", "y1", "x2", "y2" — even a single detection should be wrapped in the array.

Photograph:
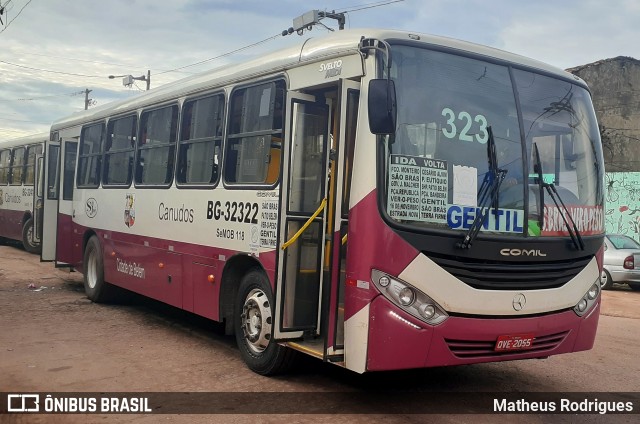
[{"x1": 368, "y1": 79, "x2": 397, "y2": 135}]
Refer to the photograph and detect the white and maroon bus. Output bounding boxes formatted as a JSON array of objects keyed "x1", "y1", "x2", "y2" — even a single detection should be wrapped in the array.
[
  {"x1": 0, "y1": 133, "x2": 48, "y2": 253},
  {"x1": 41, "y1": 29, "x2": 605, "y2": 375}
]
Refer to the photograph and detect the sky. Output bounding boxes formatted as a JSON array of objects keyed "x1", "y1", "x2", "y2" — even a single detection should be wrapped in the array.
[{"x1": 1, "y1": 0, "x2": 639, "y2": 138}]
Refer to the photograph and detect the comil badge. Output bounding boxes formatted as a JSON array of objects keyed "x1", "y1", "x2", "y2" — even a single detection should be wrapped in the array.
[{"x1": 124, "y1": 193, "x2": 136, "y2": 228}]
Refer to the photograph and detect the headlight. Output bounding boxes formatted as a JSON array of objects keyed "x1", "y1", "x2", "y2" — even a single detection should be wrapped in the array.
[
  {"x1": 574, "y1": 281, "x2": 600, "y2": 317},
  {"x1": 419, "y1": 304, "x2": 436, "y2": 320},
  {"x1": 371, "y1": 269, "x2": 448, "y2": 325},
  {"x1": 398, "y1": 287, "x2": 415, "y2": 306},
  {"x1": 587, "y1": 285, "x2": 598, "y2": 300}
]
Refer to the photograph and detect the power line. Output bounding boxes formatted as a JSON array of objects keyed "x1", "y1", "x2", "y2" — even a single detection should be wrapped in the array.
[
  {"x1": 0, "y1": 116, "x2": 51, "y2": 124},
  {"x1": 154, "y1": 32, "x2": 283, "y2": 76},
  {"x1": 13, "y1": 51, "x2": 194, "y2": 75},
  {"x1": 0, "y1": 0, "x2": 32, "y2": 34},
  {"x1": 0, "y1": 90, "x2": 86, "y2": 102},
  {"x1": 337, "y1": 0, "x2": 405, "y2": 13},
  {"x1": 0, "y1": 59, "x2": 104, "y2": 78},
  {"x1": 154, "y1": 1, "x2": 406, "y2": 78}
]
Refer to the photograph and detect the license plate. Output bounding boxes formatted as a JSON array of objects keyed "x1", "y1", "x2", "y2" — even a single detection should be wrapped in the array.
[{"x1": 495, "y1": 334, "x2": 535, "y2": 352}]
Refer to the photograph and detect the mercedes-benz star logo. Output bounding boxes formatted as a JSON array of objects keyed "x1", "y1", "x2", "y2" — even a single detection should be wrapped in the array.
[{"x1": 512, "y1": 293, "x2": 526, "y2": 311}]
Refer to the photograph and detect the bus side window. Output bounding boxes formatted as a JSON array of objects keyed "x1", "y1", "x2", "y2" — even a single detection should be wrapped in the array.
[
  {"x1": 24, "y1": 144, "x2": 41, "y2": 186},
  {"x1": 9, "y1": 147, "x2": 25, "y2": 185},
  {"x1": 0, "y1": 150, "x2": 10, "y2": 184},
  {"x1": 177, "y1": 94, "x2": 224, "y2": 185},
  {"x1": 77, "y1": 123, "x2": 105, "y2": 188},
  {"x1": 225, "y1": 80, "x2": 284, "y2": 185},
  {"x1": 104, "y1": 115, "x2": 136, "y2": 186},
  {"x1": 136, "y1": 105, "x2": 178, "y2": 186}
]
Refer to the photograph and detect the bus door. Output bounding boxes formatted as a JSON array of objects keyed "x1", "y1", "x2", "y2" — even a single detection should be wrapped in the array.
[
  {"x1": 323, "y1": 80, "x2": 360, "y2": 360},
  {"x1": 274, "y1": 91, "x2": 331, "y2": 352},
  {"x1": 55, "y1": 139, "x2": 77, "y2": 267},
  {"x1": 33, "y1": 154, "x2": 44, "y2": 246},
  {"x1": 41, "y1": 140, "x2": 60, "y2": 261}
]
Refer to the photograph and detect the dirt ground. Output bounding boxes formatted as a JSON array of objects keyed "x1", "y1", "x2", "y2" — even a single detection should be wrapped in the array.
[{"x1": 0, "y1": 244, "x2": 639, "y2": 423}]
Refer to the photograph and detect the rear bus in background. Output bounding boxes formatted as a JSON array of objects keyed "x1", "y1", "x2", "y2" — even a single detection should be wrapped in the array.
[
  {"x1": 0, "y1": 133, "x2": 48, "y2": 253},
  {"x1": 41, "y1": 29, "x2": 605, "y2": 375}
]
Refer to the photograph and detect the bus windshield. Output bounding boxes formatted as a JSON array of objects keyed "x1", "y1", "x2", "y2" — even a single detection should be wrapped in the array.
[{"x1": 383, "y1": 44, "x2": 604, "y2": 238}]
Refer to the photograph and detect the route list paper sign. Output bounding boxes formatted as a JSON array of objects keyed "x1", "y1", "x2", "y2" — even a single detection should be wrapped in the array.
[
  {"x1": 453, "y1": 165, "x2": 477, "y2": 206},
  {"x1": 387, "y1": 154, "x2": 448, "y2": 223}
]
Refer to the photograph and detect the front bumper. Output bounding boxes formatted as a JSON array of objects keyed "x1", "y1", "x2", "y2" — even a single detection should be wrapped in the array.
[{"x1": 366, "y1": 295, "x2": 600, "y2": 371}]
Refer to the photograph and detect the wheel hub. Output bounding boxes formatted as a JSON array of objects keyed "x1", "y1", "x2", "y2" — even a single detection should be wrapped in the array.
[{"x1": 241, "y1": 288, "x2": 272, "y2": 354}]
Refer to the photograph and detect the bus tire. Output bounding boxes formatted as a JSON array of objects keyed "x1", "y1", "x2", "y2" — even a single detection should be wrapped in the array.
[
  {"x1": 83, "y1": 236, "x2": 115, "y2": 303},
  {"x1": 234, "y1": 269, "x2": 296, "y2": 375},
  {"x1": 21, "y1": 218, "x2": 40, "y2": 254}
]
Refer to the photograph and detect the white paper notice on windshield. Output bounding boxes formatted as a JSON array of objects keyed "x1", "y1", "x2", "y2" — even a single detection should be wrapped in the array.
[
  {"x1": 453, "y1": 165, "x2": 477, "y2": 206},
  {"x1": 387, "y1": 154, "x2": 448, "y2": 223}
]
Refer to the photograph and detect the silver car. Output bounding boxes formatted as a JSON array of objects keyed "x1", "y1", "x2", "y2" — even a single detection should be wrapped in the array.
[{"x1": 601, "y1": 234, "x2": 640, "y2": 291}]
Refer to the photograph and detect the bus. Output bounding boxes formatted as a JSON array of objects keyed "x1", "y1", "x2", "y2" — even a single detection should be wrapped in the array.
[
  {"x1": 41, "y1": 29, "x2": 605, "y2": 375},
  {"x1": 0, "y1": 133, "x2": 48, "y2": 253}
]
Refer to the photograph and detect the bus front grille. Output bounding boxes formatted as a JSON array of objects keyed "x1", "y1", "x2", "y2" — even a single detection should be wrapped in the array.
[
  {"x1": 445, "y1": 331, "x2": 569, "y2": 359},
  {"x1": 426, "y1": 253, "x2": 592, "y2": 290}
]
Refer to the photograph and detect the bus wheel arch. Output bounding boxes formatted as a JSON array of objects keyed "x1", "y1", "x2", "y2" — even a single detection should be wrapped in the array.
[
  {"x1": 21, "y1": 213, "x2": 40, "y2": 254},
  {"x1": 219, "y1": 254, "x2": 265, "y2": 336},
  {"x1": 82, "y1": 233, "x2": 116, "y2": 303},
  {"x1": 233, "y1": 267, "x2": 297, "y2": 375}
]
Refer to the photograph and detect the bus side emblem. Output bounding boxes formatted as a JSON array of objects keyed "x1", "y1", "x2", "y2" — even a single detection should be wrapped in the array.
[
  {"x1": 124, "y1": 193, "x2": 136, "y2": 228},
  {"x1": 85, "y1": 198, "x2": 98, "y2": 218},
  {"x1": 512, "y1": 293, "x2": 526, "y2": 311}
]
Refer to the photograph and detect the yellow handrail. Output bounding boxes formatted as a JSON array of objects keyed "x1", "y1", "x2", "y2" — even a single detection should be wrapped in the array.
[{"x1": 281, "y1": 198, "x2": 327, "y2": 250}]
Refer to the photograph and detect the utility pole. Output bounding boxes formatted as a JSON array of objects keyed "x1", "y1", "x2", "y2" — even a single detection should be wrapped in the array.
[
  {"x1": 84, "y1": 88, "x2": 92, "y2": 110},
  {"x1": 146, "y1": 69, "x2": 151, "y2": 91}
]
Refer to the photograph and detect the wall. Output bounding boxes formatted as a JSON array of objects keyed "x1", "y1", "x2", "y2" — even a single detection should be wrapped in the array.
[
  {"x1": 568, "y1": 57, "x2": 640, "y2": 173},
  {"x1": 605, "y1": 172, "x2": 640, "y2": 242}
]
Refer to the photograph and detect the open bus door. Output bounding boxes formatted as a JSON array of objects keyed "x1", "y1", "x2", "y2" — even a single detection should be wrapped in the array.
[
  {"x1": 40, "y1": 138, "x2": 77, "y2": 267},
  {"x1": 274, "y1": 80, "x2": 360, "y2": 363},
  {"x1": 40, "y1": 140, "x2": 60, "y2": 261},
  {"x1": 324, "y1": 79, "x2": 360, "y2": 361},
  {"x1": 55, "y1": 139, "x2": 77, "y2": 267},
  {"x1": 33, "y1": 154, "x2": 44, "y2": 247},
  {"x1": 273, "y1": 91, "x2": 331, "y2": 354}
]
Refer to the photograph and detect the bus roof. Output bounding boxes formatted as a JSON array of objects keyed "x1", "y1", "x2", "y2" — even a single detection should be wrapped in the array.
[
  {"x1": 51, "y1": 28, "x2": 584, "y2": 131},
  {"x1": 0, "y1": 132, "x2": 49, "y2": 149}
]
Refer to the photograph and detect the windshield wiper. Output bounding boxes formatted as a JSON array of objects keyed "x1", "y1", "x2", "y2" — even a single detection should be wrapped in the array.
[
  {"x1": 532, "y1": 143, "x2": 584, "y2": 250},
  {"x1": 544, "y1": 182, "x2": 585, "y2": 250},
  {"x1": 458, "y1": 126, "x2": 507, "y2": 249}
]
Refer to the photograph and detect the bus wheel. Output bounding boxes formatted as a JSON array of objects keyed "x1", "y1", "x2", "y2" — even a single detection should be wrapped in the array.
[
  {"x1": 234, "y1": 269, "x2": 296, "y2": 375},
  {"x1": 83, "y1": 236, "x2": 115, "y2": 303},
  {"x1": 21, "y1": 218, "x2": 40, "y2": 254}
]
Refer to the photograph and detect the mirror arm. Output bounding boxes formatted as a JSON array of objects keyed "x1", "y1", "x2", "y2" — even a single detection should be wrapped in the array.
[
  {"x1": 360, "y1": 37, "x2": 396, "y2": 126},
  {"x1": 359, "y1": 37, "x2": 393, "y2": 68},
  {"x1": 359, "y1": 37, "x2": 393, "y2": 91}
]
